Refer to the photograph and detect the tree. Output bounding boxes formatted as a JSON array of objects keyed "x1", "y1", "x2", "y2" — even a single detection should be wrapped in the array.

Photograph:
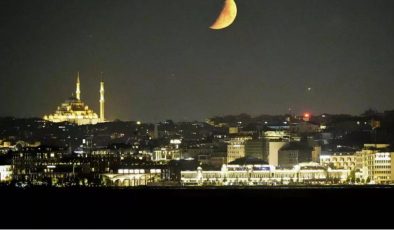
[
  {"x1": 347, "y1": 170, "x2": 356, "y2": 184},
  {"x1": 361, "y1": 109, "x2": 378, "y2": 118}
]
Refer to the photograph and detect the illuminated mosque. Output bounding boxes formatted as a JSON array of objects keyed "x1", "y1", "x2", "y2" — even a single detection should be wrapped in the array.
[{"x1": 43, "y1": 72, "x2": 105, "y2": 125}]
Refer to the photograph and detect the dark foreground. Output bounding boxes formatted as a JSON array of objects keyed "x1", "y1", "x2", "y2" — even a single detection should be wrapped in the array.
[{"x1": 0, "y1": 185, "x2": 392, "y2": 228}]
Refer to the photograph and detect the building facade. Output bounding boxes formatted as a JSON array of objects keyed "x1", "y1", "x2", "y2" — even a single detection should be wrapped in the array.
[
  {"x1": 153, "y1": 147, "x2": 182, "y2": 161},
  {"x1": 0, "y1": 165, "x2": 12, "y2": 182},
  {"x1": 357, "y1": 144, "x2": 394, "y2": 184},
  {"x1": 244, "y1": 139, "x2": 265, "y2": 159},
  {"x1": 320, "y1": 153, "x2": 358, "y2": 170},
  {"x1": 44, "y1": 72, "x2": 105, "y2": 125},
  {"x1": 267, "y1": 140, "x2": 288, "y2": 166},
  {"x1": 101, "y1": 168, "x2": 164, "y2": 187},
  {"x1": 226, "y1": 136, "x2": 252, "y2": 163},
  {"x1": 181, "y1": 162, "x2": 350, "y2": 186}
]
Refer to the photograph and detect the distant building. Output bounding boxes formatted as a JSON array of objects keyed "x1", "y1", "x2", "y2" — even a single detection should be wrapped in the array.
[
  {"x1": 43, "y1": 72, "x2": 105, "y2": 125},
  {"x1": 278, "y1": 141, "x2": 321, "y2": 168},
  {"x1": 153, "y1": 124, "x2": 159, "y2": 139},
  {"x1": 210, "y1": 156, "x2": 227, "y2": 168},
  {"x1": 0, "y1": 165, "x2": 12, "y2": 182},
  {"x1": 0, "y1": 140, "x2": 41, "y2": 150},
  {"x1": 196, "y1": 151, "x2": 227, "y2": 169},
  {"x1": 101, "y1": 168, "x2": 164, "y2": 187},
  {"x1": 261, "y1": 130, "x2": 290, "y2": 166},
  {"x1": 312, "y1": 145, "x2": 321, "y2": 163},
  {"x1": 229, "y1": 127, "x2": 239, "y2": 134},
  {"x1": 278, "y1": 145, "x2": 300, "y2": 168},
  {"x1": 244, "y1": 139, "x2": 265, "y2": 159},
  {"x1": 227, "y1": 156, "x2": 267, "y2": 165},
  {"x1": 267, "y1": 140, "x2": 288, "y2": 167},
  {"x1": 356, "y1": 144, "x2": 394, "y2": 184},
  {"x1": 320, "y1": 153, "x2": 358, "y2": 170},
  {"x1": 290, "y1": 122, "x2": 320, "y2": 134},
  {"x1": 182, "y1": 147, "x2": 214, "y2": 159},
  {"x1": 153, "y1": 147, "x2": 181, "y2": 161},
  {"x1": 263, "y1": 130, "x2": 290, "y2": 140},
  {"x1": 226, "y1": 136, "x2": 252, "y2": 163},
  {"x1": 181, "y1": 162, "x2": 350, "y2": 186}
]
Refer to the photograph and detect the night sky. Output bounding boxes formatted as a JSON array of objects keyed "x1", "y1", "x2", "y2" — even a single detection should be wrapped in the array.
[{"x1": 1, "y1": 0, "x2": 394, "y2": 122}]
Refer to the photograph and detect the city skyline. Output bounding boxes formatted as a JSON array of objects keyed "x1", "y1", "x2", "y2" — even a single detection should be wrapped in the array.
[
  {"x1": 2, "y1": 1, "x2": 394, "y2": 228},
  {"x1": 1, "y1": 0, "x2": 394, "y2": 122}
]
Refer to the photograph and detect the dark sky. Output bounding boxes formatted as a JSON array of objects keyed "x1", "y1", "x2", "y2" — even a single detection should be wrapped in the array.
[{"x1": 1, "y1": 0, "x2": 394, "y2": 122}]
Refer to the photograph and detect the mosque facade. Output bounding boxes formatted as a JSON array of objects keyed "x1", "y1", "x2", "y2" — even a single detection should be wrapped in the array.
[{"x1": 43, "y1": 72, "x2": 105, "y2": 125}]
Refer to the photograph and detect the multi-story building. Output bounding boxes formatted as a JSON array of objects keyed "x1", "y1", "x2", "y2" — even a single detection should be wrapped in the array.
[
  {"x1": 266, "y1": 140, "x2": 288, "y2": 166},
  {"x1": 12, "y1": 146, "x2": 73, "y2": 183},
  {"x1": 153, "y1": 147, "x2": 181, "y2": 161},
  {"x1": 101, "y1": 167, "x2": 167, "y2": 187},
  {"x1": 289, "y1": 122, "x2": 320, "y2": 134},
  {"x1": 357, "y1": 144, "x2": 394, "y2": 184},
  {"x1": 263, "y1": 130, "x2": 291, "y2": 141},
  {"x1": 278, "y1": 142, "x2": 311, "y2": 168},
  {"x1": 226, "y1": 136, "x2": 252, "y2": 163},
  {"x1": 261, "y1": 131, "x2": 290, "y2": 166},
  {"x1": 181, "y1": 162, "x2": 350, "y2": 186},
  {"x1": 229, "y1": 127, "x2": 239, "y2": 134},
  {"x1": 312, "y1": 145, "x2": 321, "y2": 163},
  {"x1": 244, "y1": 139, "x2": 265, "y2": 160},
  {"x1": 0, "y1": 165, "x2": 12, "y2": 182},
  {"x1": 320, "y1": 153, "x2": 358, "y2": 170},
  {"x1": 12, "y1": 145, "x2": 143, "y2": 184},
  {"x1": 182, "y1": 147, "x2": 214, "y2": 159}
]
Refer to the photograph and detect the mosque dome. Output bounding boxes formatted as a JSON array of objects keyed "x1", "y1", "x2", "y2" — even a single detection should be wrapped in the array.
[{"x1": 43, "y1": 72, "x2": 105, "y2": 125}]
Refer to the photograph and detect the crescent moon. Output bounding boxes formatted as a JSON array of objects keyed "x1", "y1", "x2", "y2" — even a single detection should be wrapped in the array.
[{"x1": 210, "y1": 0, "x2": 237, "y2": 30}]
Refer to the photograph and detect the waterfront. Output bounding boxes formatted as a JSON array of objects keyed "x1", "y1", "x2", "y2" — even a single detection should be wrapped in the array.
[{"x1": 0, "y1": 186, "x2": 393, "y2": 228}]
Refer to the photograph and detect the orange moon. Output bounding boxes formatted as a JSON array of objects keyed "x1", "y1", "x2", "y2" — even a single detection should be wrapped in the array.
[{"x1": 210, "y1": 0, "x2": 237, "y2": 30}]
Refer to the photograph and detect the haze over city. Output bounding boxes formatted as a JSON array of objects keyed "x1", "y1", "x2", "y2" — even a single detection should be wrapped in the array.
[{"x1": 1, "y1": 0, "x2": 394, "y2": 122}]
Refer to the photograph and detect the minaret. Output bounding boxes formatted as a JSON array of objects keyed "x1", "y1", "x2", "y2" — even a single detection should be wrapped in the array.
[
  {"x1": 76, "y1": 72, "x2": 81, "y2": 100},
  {"x1": 100, "y1": 79, "x2": 105, "y2": 122}
]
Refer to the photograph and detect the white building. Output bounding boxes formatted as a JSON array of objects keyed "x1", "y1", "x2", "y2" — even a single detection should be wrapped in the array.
[
  {"x1": 263, "y1": 130, "x2": 290, "y2": 140},
  {"x1": 262, "y1": 131, "x2": 290, "y2": 166},
  {"x1": 226, "y1": 136, "x2": 252, "y2": 163},
  {"x1": 357, "y1": 144, "x2": 394, "y2": 184},
  {"x1": 181, "y1": 162, "x2": 350, "y2": 186},
  {"x1": 153, "y1": 147, "x2": 181, "y2": 161},
  {"x1": 267, "y1": 141, "x2": 288, "y2": 166},
  {"x1": 320, "y1": 153, "x2": 358, "y2": 170},
  {"x1": 101, "y1": 168, "x2": 162, "y2": 187},
  {"x1": 0, "y1": 165, "x2": 12, "y2": 182}
]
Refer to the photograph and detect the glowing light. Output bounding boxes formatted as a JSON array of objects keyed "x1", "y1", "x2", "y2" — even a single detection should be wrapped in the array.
[
  {"x1": 210, "y1": 0, "x2": 237, "y2": 30},
  {"x1": 170, "y1": 139, "x2": 182, "y2": 144}
]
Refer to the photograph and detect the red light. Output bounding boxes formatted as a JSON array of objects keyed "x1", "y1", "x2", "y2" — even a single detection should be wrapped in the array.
[{"x1": 304, "y1": 113, "x2": 310, "y2": 118}]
